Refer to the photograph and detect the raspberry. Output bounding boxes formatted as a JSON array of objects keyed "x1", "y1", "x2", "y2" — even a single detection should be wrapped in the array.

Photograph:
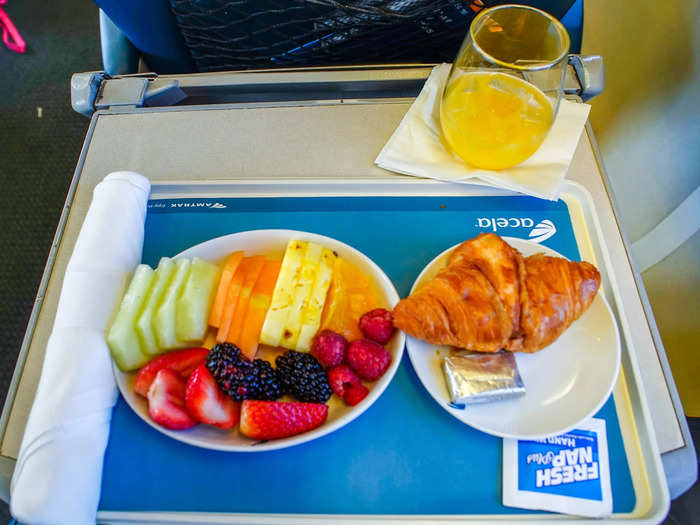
[
  {"x1": 347, "y1": 339, "x2": 392, "y2": 381},
  {"x1": 311, "y1": 330, "x2": 348, "y2": 368},
  {"x1": 327, "y1": 365, "x2": 362, "y2": 398},
  {"x1": 328, "y1": 365, "x2": 369, "y2": 406},
  {"x1": 359, "y1": 308, "x2": 395, "y2": 344},
  {"x1": 343, "y1": 382, "x2": 369, "y2": 406}
]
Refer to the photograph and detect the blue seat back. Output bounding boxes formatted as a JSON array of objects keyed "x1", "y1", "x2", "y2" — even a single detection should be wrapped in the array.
[{"x1": 96, "y1": 0, "x2": 582, "y2": 74}]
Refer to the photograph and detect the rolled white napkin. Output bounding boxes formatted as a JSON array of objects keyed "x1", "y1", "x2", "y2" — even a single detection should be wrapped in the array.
[
  {"x1": 375, "y1": 63, "x2": 591, "y2": 201},
  {"x1": 11, "y1": 172, "x2": 150, "y2": 525}
]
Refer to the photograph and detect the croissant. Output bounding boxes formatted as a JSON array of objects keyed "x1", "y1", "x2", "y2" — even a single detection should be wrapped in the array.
[{"x1": 393, "y1": 233, "x2": 601, "y2": 353}]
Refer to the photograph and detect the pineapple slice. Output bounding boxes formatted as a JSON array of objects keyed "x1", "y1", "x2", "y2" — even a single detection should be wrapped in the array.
[
  {"x1": 280, "y1": 242, "x2": 323, "y2": 349},
  {"x1": 107, "y1": 264, "x2": 154, "y2": 371},
  {"x1": 296, "y1": 248, "x2": 336, "y2": 352},
  {"x1": 259, "y1": 240, "x2": 307, "y2": 347}
]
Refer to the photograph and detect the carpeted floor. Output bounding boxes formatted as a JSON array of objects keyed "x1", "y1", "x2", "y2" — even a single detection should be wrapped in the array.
[
  {"x1": 0, "y1": 1, "x2": 698, "y2": 523},
  {"x1": 0, "y1": 0, "x2": 101, "y2": 405}
]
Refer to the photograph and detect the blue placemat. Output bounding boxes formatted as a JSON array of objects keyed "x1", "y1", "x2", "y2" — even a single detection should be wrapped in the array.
[{"x1": 100, "y1": 195, "x2": 635, "y2": 515}]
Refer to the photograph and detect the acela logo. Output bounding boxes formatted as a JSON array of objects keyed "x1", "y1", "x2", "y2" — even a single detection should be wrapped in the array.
[
  {"x1": 475, "y1": 217, "x2": 556, "y2": 243},
  {"x1": 169, "y1": 202, "x2": 227, "y2": 209},
  {"x1": 528, "y1": 219, "x2": 556, "y2": 243},
  {"x1": 476, "y1": 217, "x2": 535, "y2": 230}
]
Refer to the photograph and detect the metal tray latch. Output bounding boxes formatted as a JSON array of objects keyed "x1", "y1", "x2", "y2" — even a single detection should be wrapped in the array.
[
  {"x1": 567, "y1": 54, "x2": 605, "y2": 102},
  {"x1": 71, "y1": 72, "x2": 186, "y2": 117}
]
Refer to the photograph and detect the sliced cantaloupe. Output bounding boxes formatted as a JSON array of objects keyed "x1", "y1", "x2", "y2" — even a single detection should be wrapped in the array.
[
  {"x1": 217, "y1": 256, "x2": 255, "y2": 343},
  {"x1": 208, "y1": 251, "x2": 244, "y2": 328},
  {"x1": 238, "y1": 259, "x2": 282, "y2": 359},
  {"x1": 203, "y1": 327, "x2": 218, "y2": 349},
  {"x1": 226, "y1": 255, "x2": 266, "y2": 346}
]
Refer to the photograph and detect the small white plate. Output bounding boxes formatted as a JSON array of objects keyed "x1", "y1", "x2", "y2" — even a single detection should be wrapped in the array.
[
  {"x1": 114, "y1": 229, "x2": 405, "y2": 452},
  {"x1": 405, "y1": 237, "x2": 620, "y2": 440}
]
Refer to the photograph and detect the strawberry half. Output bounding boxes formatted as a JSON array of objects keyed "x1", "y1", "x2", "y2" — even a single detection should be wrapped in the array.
[
  {"x1": 185, "y1": 364, "x2": 240, "y2": 429},
  {"x1": 147, "y1": 369, "x2": 197, "y2": 430},
  {"x1": 134, "y1": 347, "x2": 209, "y2": 397},
  {"x1": 240, "y1": 400, "x2": 328, "y2": 440}
]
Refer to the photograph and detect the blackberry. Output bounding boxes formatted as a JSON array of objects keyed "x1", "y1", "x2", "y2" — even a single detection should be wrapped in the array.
[
  {"x1": 275, "y1": 351, "x2": 332, "y2": 403},
  {"x1": 252, "y1": 358, "x2": 284, "y2": 401},
  {"x1": 206, "y1": 343, "x2": 283, "y2": 401}
]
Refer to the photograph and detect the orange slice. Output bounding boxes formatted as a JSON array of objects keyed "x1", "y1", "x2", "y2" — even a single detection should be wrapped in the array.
[{"x1": 320, "y1": 258, "x2": 380, "y2": 342}]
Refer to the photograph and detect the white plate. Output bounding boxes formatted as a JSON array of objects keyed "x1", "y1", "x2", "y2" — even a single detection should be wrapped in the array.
[
  {"x1": 114, "y1": 229, "x2": 405, "y2": 452},
  {"x1": 405, "y1": 237, "x2": 620, "y2": 440}
]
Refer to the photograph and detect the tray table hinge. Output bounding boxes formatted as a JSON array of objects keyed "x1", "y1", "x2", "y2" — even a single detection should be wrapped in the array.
[
  {"x1": 71, "y1": 72, "x2": 186, "y2": 116},
  {"x1": 566, "y1": 54, "x2": 605, "y2": 102},
  {"x1": 71, "y1": 72, "x2": 106, "y2": 117}
]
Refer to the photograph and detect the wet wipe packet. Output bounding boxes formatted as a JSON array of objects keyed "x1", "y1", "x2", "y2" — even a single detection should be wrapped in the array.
[{"x1": 503, "y1": 417, "x2": 612, "y2": 517}]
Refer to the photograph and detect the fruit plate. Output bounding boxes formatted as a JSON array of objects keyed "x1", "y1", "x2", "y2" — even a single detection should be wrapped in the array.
[
  {"x1": 113, "y1": 229, "x2": 405, "y2": 452},
  {"x1": 405, "y1": 237, "x2": 621, "y2": 440}
]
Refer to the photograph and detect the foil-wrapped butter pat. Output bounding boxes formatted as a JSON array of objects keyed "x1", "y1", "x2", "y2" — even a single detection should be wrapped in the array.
[{"x1": 443, "y1": 350, "x2": 525, "y2": 406}]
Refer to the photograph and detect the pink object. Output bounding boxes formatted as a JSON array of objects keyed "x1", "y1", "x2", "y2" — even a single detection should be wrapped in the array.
[
  {"x1": 0, "y1": 0, "x2": 26, "y2": 54},
  {"x1": 358, "y1": 308, "x2": 395, "y2": 344},
  {"x1": 310, "y1": 329, "x2": 348, "y2": 368}
]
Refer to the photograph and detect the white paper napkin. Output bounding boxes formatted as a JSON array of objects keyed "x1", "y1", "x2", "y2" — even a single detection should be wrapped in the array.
[
  {"x1": 375, "y1": 63, "x2": 591, "y2": 200},
  {"x1": 11, "y1": 172, "x2": 150, "y2": 525}
]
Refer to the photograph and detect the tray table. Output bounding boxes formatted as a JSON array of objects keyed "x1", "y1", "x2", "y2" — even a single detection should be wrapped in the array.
[{"x1": 1, "y1": 66, "x2": 691, "y2": 523}]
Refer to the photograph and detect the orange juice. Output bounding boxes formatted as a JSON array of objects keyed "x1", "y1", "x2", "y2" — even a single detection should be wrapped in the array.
[{"x1": 440, "y1": 71, "x2": 554, "y2": 170}]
